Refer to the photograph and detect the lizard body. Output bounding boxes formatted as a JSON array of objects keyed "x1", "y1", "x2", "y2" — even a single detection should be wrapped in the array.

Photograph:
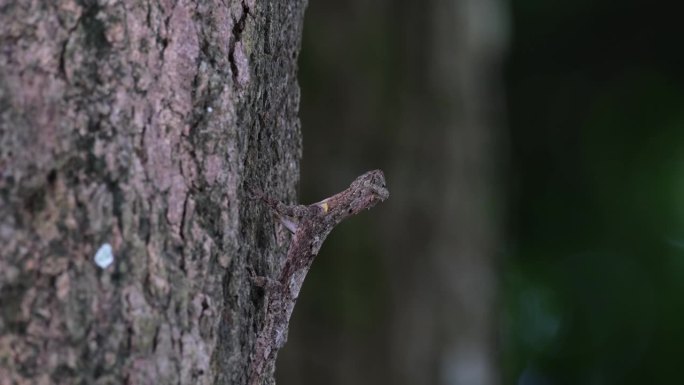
[{"x1": 248, "y1": 170, "x2": 389, "y2": 384}]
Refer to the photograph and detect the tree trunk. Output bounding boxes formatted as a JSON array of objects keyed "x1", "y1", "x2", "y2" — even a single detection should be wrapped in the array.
[{"x1": 0, "y1": 1, "x2": 306, "y2": 384}]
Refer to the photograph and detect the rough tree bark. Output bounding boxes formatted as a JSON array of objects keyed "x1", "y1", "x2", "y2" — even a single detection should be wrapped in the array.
[{"x1": 0, "y1": 0, "x2": 306, "y2": 384}]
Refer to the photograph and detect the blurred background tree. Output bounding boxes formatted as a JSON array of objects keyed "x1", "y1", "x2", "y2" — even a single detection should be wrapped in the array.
[
  {"x1": 278, "y1": 0, "x2": 506, "y2": 384},
  {"x1": 277, "y1": 0, "x2": 684, "y2": 384}
]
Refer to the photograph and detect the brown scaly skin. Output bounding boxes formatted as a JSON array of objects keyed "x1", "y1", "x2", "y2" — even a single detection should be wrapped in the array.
[{"x1": 248, "y1": 170, "x2": 389, "y2": 384}]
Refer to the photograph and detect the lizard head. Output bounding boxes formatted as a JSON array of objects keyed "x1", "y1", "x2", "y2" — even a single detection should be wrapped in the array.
[{"x1": 348, "y1": 169, "x2": 390, "y2": 209}]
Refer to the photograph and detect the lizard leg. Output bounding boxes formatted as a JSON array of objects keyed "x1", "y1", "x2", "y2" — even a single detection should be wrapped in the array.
[
  {"x1": 249, "y1": 188, "x2": 305, "y2": 221},
  {"x1": 277, "y1": 215, "x2": 298, "y2": 234},
  {"x1": 247, "y1": 266, "x2": 282, "y2": 292}
]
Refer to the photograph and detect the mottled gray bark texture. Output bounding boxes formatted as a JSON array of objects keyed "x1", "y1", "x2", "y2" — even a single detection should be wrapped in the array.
[{"x1": 0, "y1": 0, "x2": 305, "y2": 384}]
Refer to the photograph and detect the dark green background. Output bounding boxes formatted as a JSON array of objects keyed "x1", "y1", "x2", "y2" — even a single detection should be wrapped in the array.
[{"x1": 504, "y1": 1, "x2": 684, "y2": 383}]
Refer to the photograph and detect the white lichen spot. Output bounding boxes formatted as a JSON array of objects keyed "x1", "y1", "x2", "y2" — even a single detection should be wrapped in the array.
[
  {"x1": 207, "y1": 106, "x2": 213, "y2": 113},
  {"x1": 94, "y1": 243, "x2": 114, "y2": 269}
]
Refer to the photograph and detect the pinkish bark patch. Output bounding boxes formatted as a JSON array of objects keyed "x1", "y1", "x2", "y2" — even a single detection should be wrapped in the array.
[{"x1": 233, "y1": 41, "x2": 251, "y2": 86}]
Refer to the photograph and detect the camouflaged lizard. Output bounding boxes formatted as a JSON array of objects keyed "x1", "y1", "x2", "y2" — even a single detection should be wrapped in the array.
[{"x1": 248, "y1": 170, "x2": 389, "y2": 385}]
